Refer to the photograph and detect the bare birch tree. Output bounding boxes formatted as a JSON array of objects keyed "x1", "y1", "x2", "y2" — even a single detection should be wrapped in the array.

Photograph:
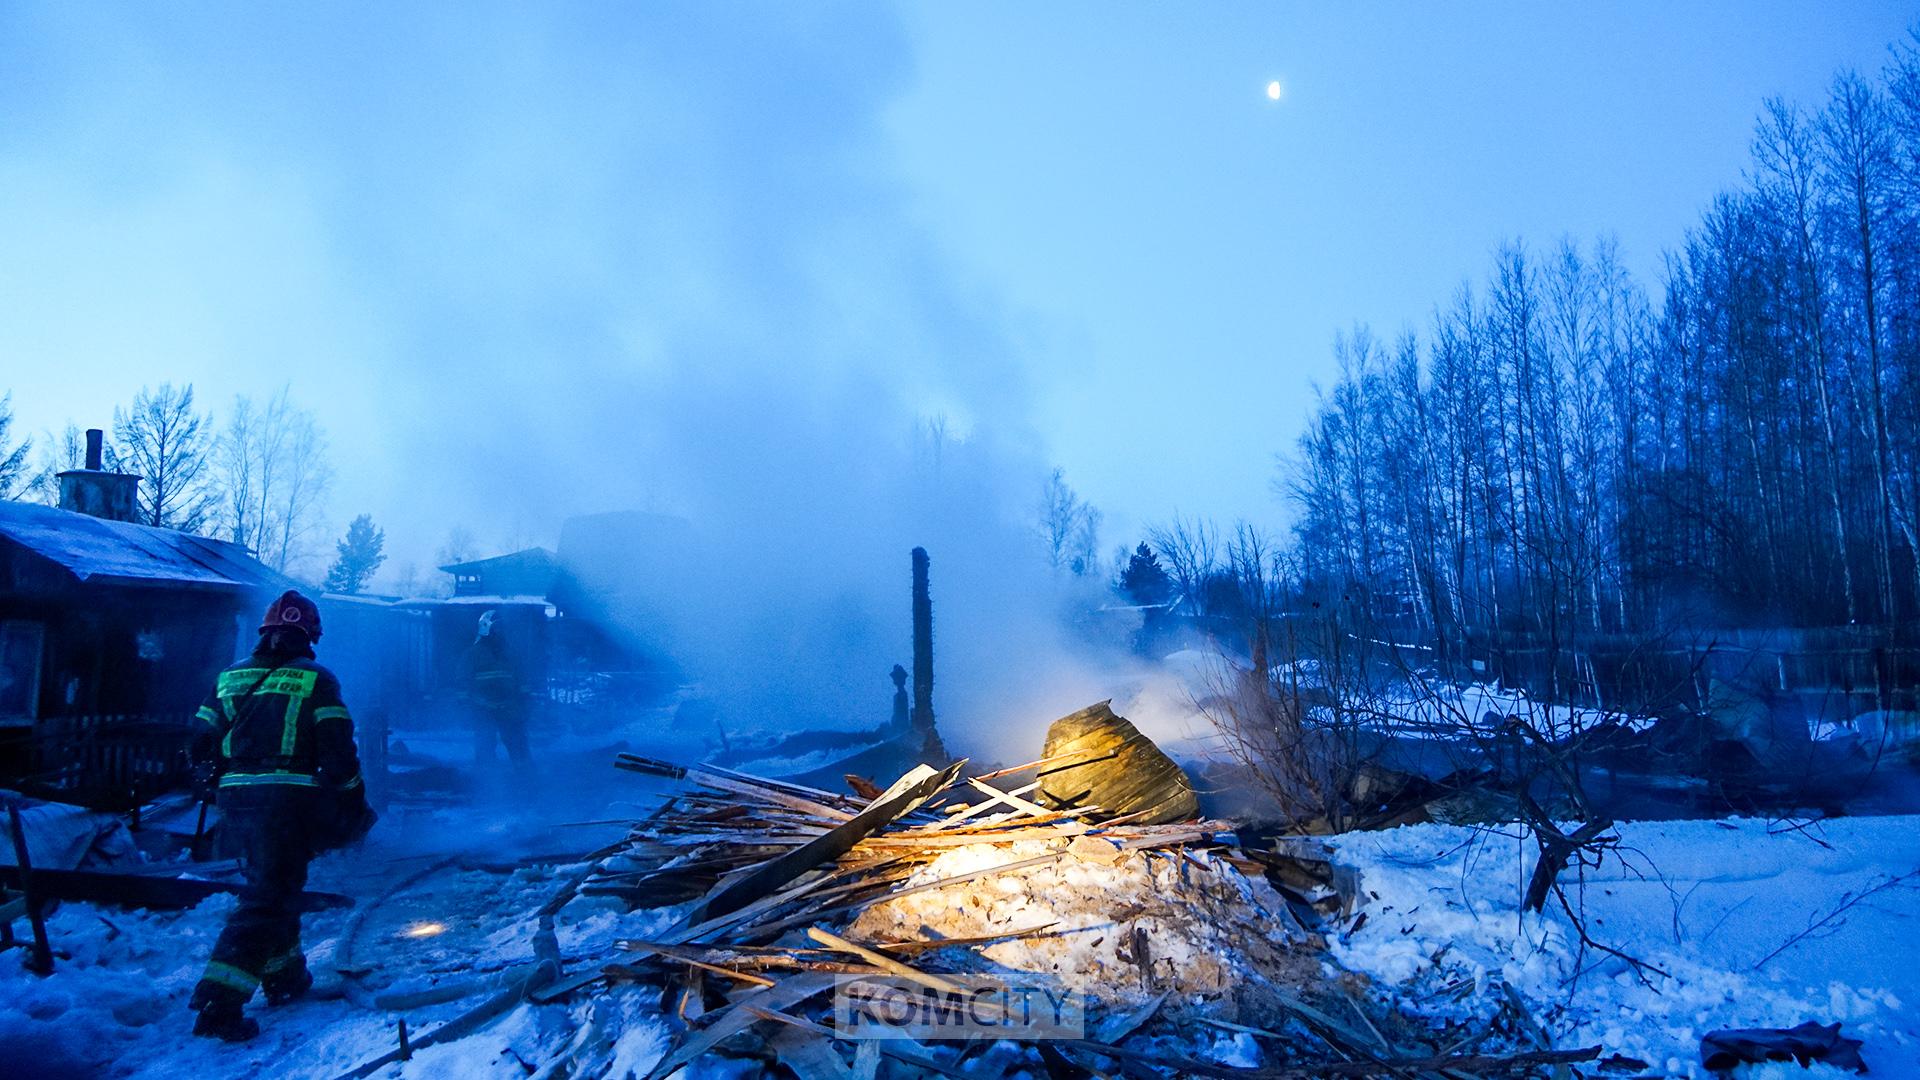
[
  {"x1": 1036, "y1": 467, "x2": 1101, "y2": 576},
  {"x1": 215, "y1": 388, "x2": 333, "y2": 574},
  {"x1": 113, "y1": 383, "x2": 216, "y2": 532}
]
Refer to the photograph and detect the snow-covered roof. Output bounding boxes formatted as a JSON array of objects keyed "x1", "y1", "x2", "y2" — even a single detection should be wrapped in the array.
[
  {"x1": 396, "y1": 593, "x2": 552, "y2": 607},
  {"x1": 438, "y1": 547, "x2": 555, "y2": 575},
  {"x1": 0, "y1": 499, "x2": 287, "y2": 592}
]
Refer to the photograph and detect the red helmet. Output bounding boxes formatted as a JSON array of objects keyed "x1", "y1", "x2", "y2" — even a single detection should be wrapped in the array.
[{"x1": 260, "y1": 589, "x2": 323, "y2": 642}]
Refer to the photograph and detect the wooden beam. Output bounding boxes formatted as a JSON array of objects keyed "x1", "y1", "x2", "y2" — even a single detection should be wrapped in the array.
[{"x1": 6, "y1": 802, "x2": 53, "y2": 974}]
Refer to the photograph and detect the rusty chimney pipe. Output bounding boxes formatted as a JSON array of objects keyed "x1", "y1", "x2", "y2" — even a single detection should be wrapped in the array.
[{"x1": 84, "y1": 428, "x2": 104, "y2": 471}]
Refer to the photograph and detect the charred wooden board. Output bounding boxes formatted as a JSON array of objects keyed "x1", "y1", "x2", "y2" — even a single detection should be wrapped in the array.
[
  {"x1": 0, "y1": 865, "x2": 352, "y2": 911},
  {"x1": 1036, "y1": 701, "x2": 1199, "y2": 825}
]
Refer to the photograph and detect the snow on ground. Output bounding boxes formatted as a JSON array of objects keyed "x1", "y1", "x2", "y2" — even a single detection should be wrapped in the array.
[
  {"x1": 0, "y1": 825, "x2": 681, "y2": 1079},
  {"x1": 1326, "y1": 815, "x2": 1920, "y2": 1077},
  {"x1": 1339, "y1": 679, "x2": 1653, "y2": 740},
  {"x1": 0, "y1": 705, "x2": 695, "y2": 1080},
  {"x1": 1113, "y1": 648, "x2": 1653, "y2": 768}
]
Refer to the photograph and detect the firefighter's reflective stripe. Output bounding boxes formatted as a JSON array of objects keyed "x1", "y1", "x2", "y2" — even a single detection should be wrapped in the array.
[
  {"x1": 274, "y1": 671, "x2": 318, "y2": 758},
  {"x1": 314, "y1": 706, "x2": 351, "y2": 723},
  {"x1": 218, "y1": 771, "x2": 319, "y2": 788},
  {"x1": 216, "y1": 668, "x2": 272, "y2": 696},
  {"x1": 201, "y1": 960, "x2": 260, "y2": 991},
  {"x1": 218, "y1": 668, "x2": 270, "y2": 759},
  {"x1": 257, "y1": 670, "x2": 318, "y2": 697},
  {"x1": 216, "y1": 668, "x2": 318, "y2": 699},
  {"x1": 214, "y1": 667, "x2": 321, "y2": 760},
  {"x1": 281, "y1": 693, "x2": 302, "y2": 757},
  {"x1": 195, "y1": 706, "x2": 222, "y2": 727}
]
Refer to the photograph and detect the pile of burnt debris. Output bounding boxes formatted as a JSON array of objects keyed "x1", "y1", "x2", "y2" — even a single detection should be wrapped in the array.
[{"x1": 332, "y1": 702, "x2": 1599, "y2": 1079}]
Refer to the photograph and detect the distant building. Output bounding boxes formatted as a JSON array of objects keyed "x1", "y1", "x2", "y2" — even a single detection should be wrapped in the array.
[
  {"x1": 440, "y1": 547, "x2": 557, "y2": 599},
  {"x1": 414, "y1": 546, "x2": 558, "y2": 696},
  {"x1": 417, "y1": 516, "x2": 691, "y2": 711}
]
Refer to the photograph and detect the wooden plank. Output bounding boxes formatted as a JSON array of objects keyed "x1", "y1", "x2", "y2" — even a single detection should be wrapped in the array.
[
  {"x1": 868, "y1": 920, "x2": 1060, "y2": 956},
  {"x1": 5, "y1": 803, "x2": 50, "y2": 975},
  {"x1": 967, "y1": 777, "x2": 1083, "y2": 821},
  {"x1": 616, "y1": 755, "x2": 857, "y2": 822},
  {"x1": 688, "y1": 760, "x2": 966, "y2": 924},
  {"x1": 925, "y1": 780, "x2": 1045, "y2": 831},
  {"x1": 642, "y1": 973, "x2": 839, "y2": 1080},
  {"x1": 805, "y1": 927, "x2": 966, "y2": 995},
  {"x1": 612, "y1": 939, "x2": 777, "y2": 987},
  {"x1": 0, "y1": 865, "x2": 352, "y2": 911},
  {"x1": 535, "y1": 762, "x2": 965, "y2": 1003}
]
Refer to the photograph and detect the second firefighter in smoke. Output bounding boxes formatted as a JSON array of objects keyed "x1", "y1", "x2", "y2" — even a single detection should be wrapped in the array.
[{"x1": 462, "y1": 608, "x2": 532, "y2": 766}]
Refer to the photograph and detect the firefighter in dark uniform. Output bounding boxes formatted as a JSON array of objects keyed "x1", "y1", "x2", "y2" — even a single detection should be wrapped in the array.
[
  {"x1": 462, "y1": 609, "x2": 531, "y2": 765},
  {"x1": 187, "y1": 590, "x2": 375, "y2": 1041}
]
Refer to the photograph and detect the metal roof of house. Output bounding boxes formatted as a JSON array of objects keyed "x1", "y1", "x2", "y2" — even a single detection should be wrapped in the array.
[{"x1": 0, "y1": 499, "x2": 289, "y2": 591}]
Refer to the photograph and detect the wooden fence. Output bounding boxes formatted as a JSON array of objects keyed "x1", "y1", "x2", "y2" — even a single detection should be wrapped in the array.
[{"x1": 2, "y1": 714, "x2": 191, "y2": 815}]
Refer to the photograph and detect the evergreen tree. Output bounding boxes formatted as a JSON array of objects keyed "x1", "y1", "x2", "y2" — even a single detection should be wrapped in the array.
[
  {"x1": 0, "y1": 394, "x2": 30, "y2": 500},
  {"x1": 1119, "y1": 542, "x2": 1174, "y2": 606},
  {"x1": 324, "y1": 514, "x2": 387, "y2": 595}
]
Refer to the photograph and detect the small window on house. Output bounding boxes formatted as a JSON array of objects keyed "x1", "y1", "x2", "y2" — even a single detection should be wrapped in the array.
[{"x1": 0, "y1": 620, "x2": 46, "y2": 724}]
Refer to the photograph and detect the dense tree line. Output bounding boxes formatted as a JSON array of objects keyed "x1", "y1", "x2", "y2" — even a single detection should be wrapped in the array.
[{"x1": 1289, "y1": 38, "x2": 1920, "y2": 648}]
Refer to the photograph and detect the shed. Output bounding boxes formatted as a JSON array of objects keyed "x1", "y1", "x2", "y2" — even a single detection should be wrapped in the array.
[
  {"x1": 0, "y1": 500, "x2": 292, "y2": 723},
  {"x1": 0, "y1": 498, "x2": 291, "y2": 806}
]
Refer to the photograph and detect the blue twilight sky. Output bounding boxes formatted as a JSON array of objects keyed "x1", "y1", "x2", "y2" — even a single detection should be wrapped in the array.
[{"x1": 1, "y1": 2, "x2": 1915, "y2": 572}]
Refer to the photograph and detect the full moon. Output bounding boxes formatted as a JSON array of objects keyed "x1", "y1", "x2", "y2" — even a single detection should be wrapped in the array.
[{"x1": 1266, "y1": 80, "x2": 1283, "y2": 102}]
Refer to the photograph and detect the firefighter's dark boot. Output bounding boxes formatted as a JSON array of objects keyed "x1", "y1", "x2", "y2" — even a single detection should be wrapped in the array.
[
  {"x1": 192, "y1": 1001, "x2": 260, "y2": 1042},
  {"x1": 263, "y1": 965, "x2": 313, "y2": 1006}
]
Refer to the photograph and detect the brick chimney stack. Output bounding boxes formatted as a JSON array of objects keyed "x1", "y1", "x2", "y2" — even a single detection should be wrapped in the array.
[{"x1": 57, "y1": 428, "x2": 141, "y2": 523}]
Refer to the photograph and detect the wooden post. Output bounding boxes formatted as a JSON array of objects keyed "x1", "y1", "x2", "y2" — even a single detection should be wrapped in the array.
[
  {"x1": 190, "y1": 801, "x2": 210, "y2": 863},
  {"x1": 6, "y1": 801, "x2": 54, "y2": 975}
]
